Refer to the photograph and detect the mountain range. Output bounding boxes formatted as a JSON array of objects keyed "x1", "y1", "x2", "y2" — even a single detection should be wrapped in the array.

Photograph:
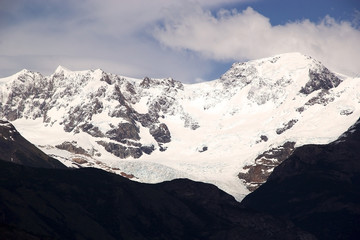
[
  {"x1": 1, "y1": 52, "x2": 359, "y2": 200},
  {"x1": 0, "y1": 52, "x2": 360, "y2": 239},
  {"x1": 0, "y1": 121, "x2": 313, "y2": 240},
  {"x1": 0, "y1": 110, "x2": 359, "y2": 239}
]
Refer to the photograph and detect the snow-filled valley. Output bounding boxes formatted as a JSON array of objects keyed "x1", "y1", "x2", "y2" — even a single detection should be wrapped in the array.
[{"x1": 1, "y1": 52, "x2": 359, "y2": 200}]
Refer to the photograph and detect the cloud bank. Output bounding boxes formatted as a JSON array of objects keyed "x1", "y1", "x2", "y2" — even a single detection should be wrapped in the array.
[
  {"x1": 154, "y1": 7, "x2": 360, "y2": 76},
  {"x1": 0, "y1": 0, "x2": 251, "y2": 82},
  {"x1": 0, "y1": 1, "x2": 359, "y2": 83}
]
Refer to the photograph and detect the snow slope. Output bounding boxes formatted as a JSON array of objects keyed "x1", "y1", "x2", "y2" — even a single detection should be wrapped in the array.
[{"x1": 1, "y1": 52, "x2": 359, "y2": 200}]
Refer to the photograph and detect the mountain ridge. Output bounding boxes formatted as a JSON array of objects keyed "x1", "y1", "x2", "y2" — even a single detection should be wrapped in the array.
[
  {"x1": 1, "y1": 103, "x2": 359, "y2": 239},
  {"x1": 1, "y1": 52, "x2": 359, "y2": 200},
  {"x1": 0, "y1": 120, "x2": 65, "y2": 169}
]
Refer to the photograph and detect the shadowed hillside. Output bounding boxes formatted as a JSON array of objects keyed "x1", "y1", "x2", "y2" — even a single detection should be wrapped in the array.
[
  {"x1": 242, "y1": 118, "x2": 360, "y2": 240},
  {"x1": 0, "y1": 159, "x2": 314, "y2": 240},
  {"x1": 0, "y1": 120, "x2": 65, "y2": 169}
]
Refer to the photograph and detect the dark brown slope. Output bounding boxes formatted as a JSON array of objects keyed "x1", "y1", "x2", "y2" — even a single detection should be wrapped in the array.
[
  {"x1": 242, "y1": 118, "x2": 360, "y2": 240},
  {"x1": 0, "y1": 159, "x2": 315, "y2": 240},
  {"x1": 0, "y1": 120, "x2": 65, "y2": 169}
]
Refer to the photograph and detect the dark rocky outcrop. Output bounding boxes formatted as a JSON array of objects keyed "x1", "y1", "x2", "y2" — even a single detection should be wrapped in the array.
[
  {"x1": 135, "y1": 113, "x2": 158, "y2": 128},
  {"x1": 300, "y1": 67, "x2": 342, "y2": 95},
  {"x1": 106, "y1": 122, "x2": 140, "y2": 141},
  {"x1": 260, "y1": 135, "x2": 268, "y2": 142},
  {"x1": 139, "y1": 76, "x2": 151, "y2": 88},
  {"x1": 242, "y1": 118, "x2": 360, "y2": 240},
  {"x1": 296, "y1": 89, "x2": 335, "y2": 113},
  {"x1": 140, "y1": 144, "x2": 155, "y2": 154},
  {"x1": 340, "y1": 109, "x2": 354, "y2": 115},
  {"x1": 97, "y1": 141, "x2": 143, "y2": 159},
  {"x1": 140, "y1": 77, "x2": 184, "y2": 90},
  {"x1": 305, "y1": 89, "x2": 335, "y2": 106},
  {"x1": 149, "y1": 123, "x2": 171, "y2": 143},
  {"x1": 297, "y1": 89, "x2": 336, "y2": 113},
  {"x1": 255, "y1": 135, "x2": 268, "y2": 143},
  {"x1": 55, "y1": 141, "x2": 89, "y2": 156},
  {"x1": 239, "y1": 141, "x2": 296, "y2": 191},
  {"x1": 0, "y1": 160, "x2": 315, "y2": 240},
  {"x1": 276, "y1": 119, "x2": 298, "y2": 134},
  {"x1": 198, "y1": 146, "x2": 208, "y2": 152},
  {"x1": 78, "y1": 123, "x2": 105, "y2": 137}
]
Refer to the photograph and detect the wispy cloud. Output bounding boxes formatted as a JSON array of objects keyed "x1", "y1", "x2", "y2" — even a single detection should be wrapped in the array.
[{"x1": 154, "y1": 7, "x2": 360, "y2": 76}]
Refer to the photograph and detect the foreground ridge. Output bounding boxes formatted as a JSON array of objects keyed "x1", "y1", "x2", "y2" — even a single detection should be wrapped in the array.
[
  {"x1": 242, "y1": 117, "x2": 360, "y2": 240},
  {"x1": 0, "y1": 159, "x2": 315, "y2": 240}
]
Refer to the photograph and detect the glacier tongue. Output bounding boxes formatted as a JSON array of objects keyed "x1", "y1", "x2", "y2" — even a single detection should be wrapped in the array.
[{"x1": 1, "y1": 52, "x2": 360, "y2": 201}]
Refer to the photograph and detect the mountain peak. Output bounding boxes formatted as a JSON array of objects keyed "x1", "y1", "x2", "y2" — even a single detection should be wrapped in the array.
[
  {"x1": 54, "y1": 65, "x2": 71, "y2": 74},
  {"x1": 11, "y1": 68, "x2": 32, "y2": 78},
  {"x1": 250, "y1": 52, "x2": 316, "y2": 68},
  {"x1": 272, "y1": 51, "x2": 307, "y2": 59},
  {"x1": 0, "y1": 69, "x2": 35, "y2": 85},
  {"x1": 219, "y1": 52, "x2": 340, "y2": 96}
]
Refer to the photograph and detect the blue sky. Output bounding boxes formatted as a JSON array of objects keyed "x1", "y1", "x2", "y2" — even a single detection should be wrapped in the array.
[
  {"x1": 0, "y1": 0, "x2": 359, "y2": 83},
  {"x1": 231, "y1": 0, "x2": 360, "y2": 25}
]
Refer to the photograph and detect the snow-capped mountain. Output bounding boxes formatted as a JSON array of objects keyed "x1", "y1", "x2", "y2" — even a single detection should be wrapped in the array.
[{"x1": 1, "y1": 52, "x2": 359, "y2": 200}]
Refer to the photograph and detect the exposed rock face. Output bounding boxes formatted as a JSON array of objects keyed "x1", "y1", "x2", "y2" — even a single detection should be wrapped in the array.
[
  {"x1": 140, "y1": 144, "x2": 155, "y2": 154},
  {"x1": 260, "y1": 135, "x2": 268, "y2": 142},
  {"x1": 78, "y1": 123, "x2": 105, "y2": 137},
  {"x1": 255, "y1": 135, "x2": 269, "y2": 144},
  {"x1": 300, "y1": 67, "x2": 342, "y2": 94},
  {"x1": 238, "y1": 142, "x2": 296, "y2": 191},
  {"x1": 276, "y1": 119, "x2": 298, "y2": 135},
  {"x1": 340, "y1": 109, "x2": 354, "y2": 115},
  {"x1": 106, "y1": 122, "x2": 140, "y2": 142},
  {"x1": 306, "y1": 89, "x2": 335, "y2": 106},
  {"x1": 198, "y1": 146, "x2": 208, "y2": 152},
  {"x1": 297, "y1": 89, "x2": 337, "y2": 114},
  {"x1": 120, "y1": 171, "x2": 135, "y2": 179},
  {"x1": 140, "y1": 77, "x2": 184, "y2": 90},
  {"x1": 242, "y1": 118, "x2": 360, "y2": 240},
  {"x1": 55, "y1": 141, "x2": 89, "y2": 155},
  {"x1": 97, "y1": 141, "x2": 144, "y2": 159},
  {"x1": 149, "y1": 123, "x2": 171, "y2": 143},
  {"x1": 220, "y1": 63, "x2": 255, "y2": 89},
  {"x1": 139, "y1": 76, "x2": 152, "y2": 88}
]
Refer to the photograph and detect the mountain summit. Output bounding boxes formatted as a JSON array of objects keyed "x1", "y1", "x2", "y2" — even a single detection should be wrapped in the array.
[{"x1": 0, "y1": 52, "x2": 359, "y2": 200}]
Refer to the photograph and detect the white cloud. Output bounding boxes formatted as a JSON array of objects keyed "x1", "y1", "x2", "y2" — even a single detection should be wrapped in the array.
[
  {"x1": 154, "y1": 7, "x2": 360, "y2": 76},
  {"x1": 0, "y1": 0, "x2": 252, "y2": 82},
  {"x1": 1, "y1": 0, "x2": 358, "y2": 83}
]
